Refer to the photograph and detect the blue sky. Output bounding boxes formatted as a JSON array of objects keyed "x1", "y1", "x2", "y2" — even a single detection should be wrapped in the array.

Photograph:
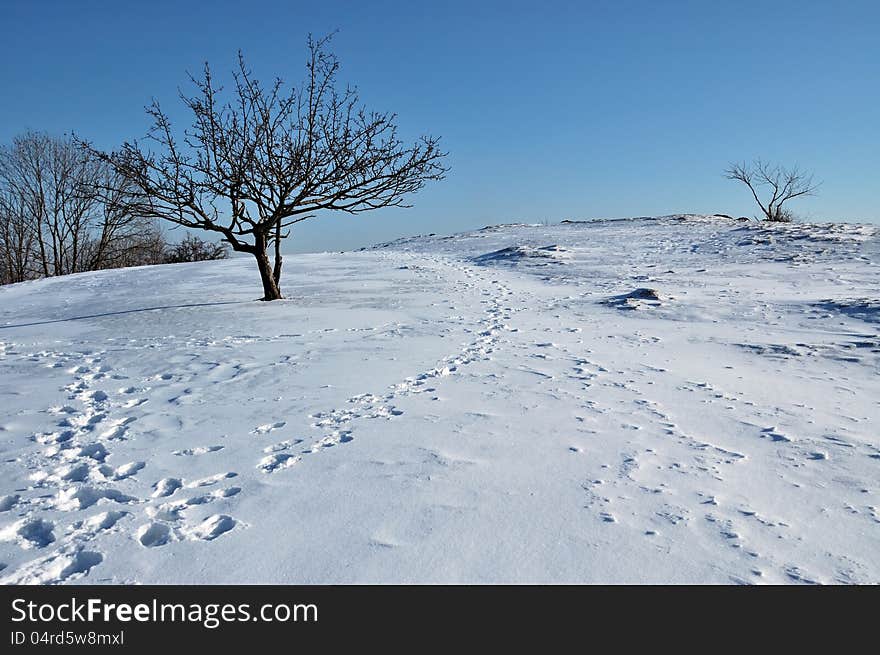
[{"x1": 1, "y1": 0, "x2": 877, "y2": 252}]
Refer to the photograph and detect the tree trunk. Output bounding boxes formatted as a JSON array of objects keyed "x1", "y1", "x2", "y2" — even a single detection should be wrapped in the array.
[
  {"x1": 272, "y1": 220, "x2": 283, "y2": 286},
  {"x1": 253, "y1": 234, "x2": 282, "y2": 300}
]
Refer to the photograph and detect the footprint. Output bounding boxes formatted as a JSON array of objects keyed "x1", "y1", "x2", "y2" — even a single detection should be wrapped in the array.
[
  {"x1": 55, "y1": 486, "x2": 136, "y2": 511},
  {"x1": 55, "y1": 462, "x2": 91, "y2": 482},
  {"x1": 69, "y1": 511, "x2": 129, "y2": 539},
  {"x1": 58, "y1": 412, "x2": 107, "y2": 430},
  {"x1": 784, "y1": 565, "x2": 820, "y2": 585},
  {"x1": 99, "y1": 417, "x2": 136, "y2": 440},
  {"x1": 251, "y1": 422, "x2": 286, "y2": 435},
  {"x1": 371, "y1": 406, "x2": 404, "y2": 419},
  {"x1": 185, "y1": 487, "x2": 242, "y2": 506},
  {"x1": 0, "y1": 547, "x2": 103, "y2": 584},
  {"x1": 36, "y1": 430, "x2": 75, "y2": 446},
  {"x1": 119, "y1": 386, "x2": 150, "y2": 395},
  {"x1": 305, "y1": 430, "x2": 355, "y2": 453},
  {"x1": 263, "y1": 439, "x2": 303, "y2": 453},
  {"x1": 147, "y1": 487, "x2": 240, "y2": 522},
  {"x1": 151, "y1": 478, "x2": 182, "y2": 498},
  {"x1": 47, "y1": 405, "x2": 78, "y2": 416},
  {"x1": 185, "y1": 472, "x2": 237, "y2": 488},
  {"x1": 68, "y1": 443, "x2": 110, "y2": 462},
  {"x1": 137, "y1": 522, "x2": 172, "y2": 548},
  {"x1": 173, "y1": 445, "x2": 224, "y2": 456},
  {"x1": 183, "y1": 514, "x2": 236, "y2": 541},
  {"x1": 0, "y1": 517, "x2": 56, "y2": 549},
  {"x1": 100, "y1": 461, "x2": 145, "y2": 480},
  {"x1": 760, "y1": 427, "x2": 792, "y2": 443},
  {"x1": 259, "y1": 453, "x2": 300, "y2": 473}
]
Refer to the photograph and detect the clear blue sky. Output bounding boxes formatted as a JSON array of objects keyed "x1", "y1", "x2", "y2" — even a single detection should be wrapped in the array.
[{"x1": 2, "y1": 0, "x2": 877, "y2": 252}]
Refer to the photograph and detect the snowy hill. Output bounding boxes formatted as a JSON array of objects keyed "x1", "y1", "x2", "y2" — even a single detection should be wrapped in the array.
[{"x1": 1, "y1": 215, "x2": 878, "y2": 584}]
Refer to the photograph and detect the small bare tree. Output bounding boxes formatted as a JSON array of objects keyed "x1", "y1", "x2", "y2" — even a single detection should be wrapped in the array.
[
  {"x1": 83, "y1": 35, "x2": 447, "y2": 300},
  {"x1": 724, "y1": 160, "x2": 820, "y2": 222}
]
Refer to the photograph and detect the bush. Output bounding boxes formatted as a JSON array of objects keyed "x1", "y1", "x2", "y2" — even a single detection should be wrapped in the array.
[
  {"x1": 767, "y1": 208, "x2": 796, "y2": 223},
  {"x1": 164, "y1": 234, "x2": 228, "y2": 264}
]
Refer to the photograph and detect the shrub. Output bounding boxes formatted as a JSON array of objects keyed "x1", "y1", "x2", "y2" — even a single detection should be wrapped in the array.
[{"x1": 164, "y1": 234, "x2": 228, "y2": 264}]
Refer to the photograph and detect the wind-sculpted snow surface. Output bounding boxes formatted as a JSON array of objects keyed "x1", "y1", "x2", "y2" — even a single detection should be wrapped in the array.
[{"x1": 0, "y1": 215, "x2": 878, "y2": 583}]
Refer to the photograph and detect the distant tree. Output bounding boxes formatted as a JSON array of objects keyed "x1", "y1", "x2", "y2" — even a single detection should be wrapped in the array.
[
  {"x1": 0, "y1": 131, "x2": 164, "y2": 284},
  {"x1": 101, "y1": 220, "x2": 167, "y2": 269},
  {"x1": 84, "y1": 167, "x2": 166, "y2": 270},
  {"x1": 164, "y1": 233, "x2": 228, "y2": 264},
  {"x1": 83, "y1": 35, "x2": 448, "y2": 300},
  {"x1": 724, "y1": 160, "x2": 820, "y2": 223},
  {"x1": 0, "y1": 184, "x2": 35, "y2": 284}
]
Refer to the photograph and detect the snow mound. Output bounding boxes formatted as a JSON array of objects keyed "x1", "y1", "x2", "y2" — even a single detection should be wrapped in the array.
[
  {"x1": 603, "y1": 288, "x2": 668, "y2": 310},
  {"x1": 473, "y1": 244, "x2": 570, "y2": 266}
]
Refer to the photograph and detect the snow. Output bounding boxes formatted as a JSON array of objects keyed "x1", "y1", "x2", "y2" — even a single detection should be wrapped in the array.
[{"x1": 0, "y1": 214, "x2": 878, "y2": 584}]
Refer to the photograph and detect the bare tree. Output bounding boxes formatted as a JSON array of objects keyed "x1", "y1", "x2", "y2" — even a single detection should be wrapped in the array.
[
  {"x1": 724, "y1": 160, "x2": 820, "y2": 222},
  {"x1": 82, "y1": 35, "x2": 447, "y2": 300},
  {"x1": 0, "y1": 131, "x2": 164, "y2": 283},
  {"x1": 84, "y1": 167, "x2": 165, "y2": 271},
  {"x1": 102, "y1": 220, "x2": 167, "y2": 269},
  {"x1": 0, "y1": 185, "x2": 35, "y2": 284},
  {"x1": 0, "y1": 132, "x2": 94, "y2": 276}
]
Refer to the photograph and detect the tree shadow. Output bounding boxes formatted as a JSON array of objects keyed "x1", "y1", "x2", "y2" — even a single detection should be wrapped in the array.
[{"x1": 0, "y1": 301, "x2": 248, "y2": 330}]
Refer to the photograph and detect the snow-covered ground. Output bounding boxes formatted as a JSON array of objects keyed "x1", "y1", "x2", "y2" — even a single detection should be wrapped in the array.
[{"x1": 0, "y1": 215, "x2": 878, "y2": 584}]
